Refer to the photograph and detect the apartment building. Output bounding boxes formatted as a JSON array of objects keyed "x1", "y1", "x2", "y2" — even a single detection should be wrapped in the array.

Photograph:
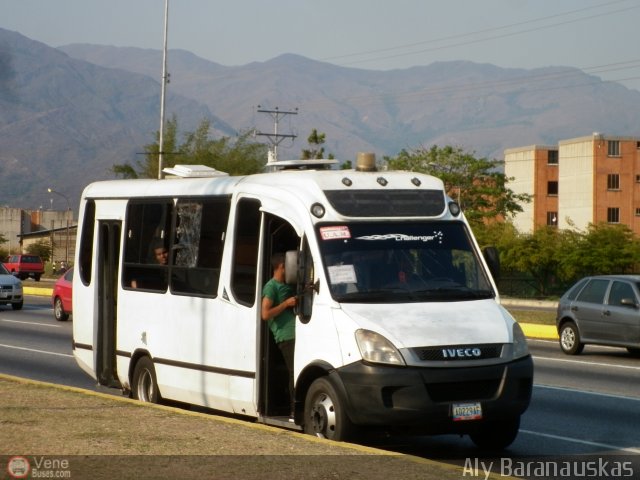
[{"x1": 505, "y1": 134, "x2": 640, "y2": 235}]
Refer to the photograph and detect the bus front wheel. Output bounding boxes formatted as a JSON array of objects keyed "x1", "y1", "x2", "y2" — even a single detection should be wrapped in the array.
[
  {"x1": 132, "y1": 357, "x2": 160, "y2": 403},
  {"x1": 303, "y1": 377, "x2": 354, "y2": 441},
  {"x1": 469, "y1": 416, "x2": 520, "y2": 451}
]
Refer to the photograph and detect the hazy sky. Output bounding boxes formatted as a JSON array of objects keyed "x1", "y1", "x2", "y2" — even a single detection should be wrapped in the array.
[{"x1": 3, "y1": 0, "x2": 640, "y2": 91}]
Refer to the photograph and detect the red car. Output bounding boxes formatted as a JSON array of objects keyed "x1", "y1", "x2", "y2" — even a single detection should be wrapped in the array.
[{"x1": 52, "y1": 267, "x2": 73, "y2": 321}]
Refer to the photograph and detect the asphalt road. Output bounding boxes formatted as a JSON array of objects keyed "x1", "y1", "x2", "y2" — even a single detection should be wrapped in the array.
[{"x1": 2, "y1": 295, "x2": 640, "y2": 463}]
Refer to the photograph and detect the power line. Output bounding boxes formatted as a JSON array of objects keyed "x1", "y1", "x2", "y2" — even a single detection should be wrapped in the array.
[
  {"x1": 254, "y1": 106, "x2": 298, "y2": 162},
  {"x1": 321, "y1": 0, "x2": 640, "y2": 67}
]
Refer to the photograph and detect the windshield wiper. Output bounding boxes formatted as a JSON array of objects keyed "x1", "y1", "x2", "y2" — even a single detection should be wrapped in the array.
[
  {"x1": 407, "y1": 287, "x2": 494, "y2": 301},
  {"x1": 334, "y1": 288, "x2": 410, "y2": 303}
]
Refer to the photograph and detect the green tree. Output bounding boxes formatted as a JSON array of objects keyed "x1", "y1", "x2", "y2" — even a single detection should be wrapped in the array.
[
  {"x1": 563, "y1": 222, "x2": 640, "y2": 277},
  {"x1": 473, "y1": 220, "x2": 519, "y2": 251},
  {"x1": 500, "y1": 226, "x2": 568, "y2": 296},
  {"x1": 112, "y1": 117, "x2": 268, "y2": 178},
  {"x1": 340, "y1": 160, "x2": 352, "y2": 170},
  {"x1": 26, "y1": 240, "x2": 52, "y2": 263},
  {"x1": 301, "y1": 129, "x2": 326, "y2": 160},
  {"x1": 386, "y1": 146, "x2": 531, "y2": 228}
]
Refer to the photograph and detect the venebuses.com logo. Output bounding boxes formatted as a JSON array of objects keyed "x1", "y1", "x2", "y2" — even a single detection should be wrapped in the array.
[{"x1": 6, "y1": 456, "x2": 71, "y2": 478}]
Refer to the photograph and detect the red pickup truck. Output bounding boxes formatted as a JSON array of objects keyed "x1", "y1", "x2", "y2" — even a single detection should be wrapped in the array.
[{"x1": 4, "y1": 254, "x2": 45, "y2": 281}]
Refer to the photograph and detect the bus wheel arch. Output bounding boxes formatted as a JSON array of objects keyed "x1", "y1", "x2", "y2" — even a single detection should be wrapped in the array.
[
  {"x1": 130, "y1": 353, "x2": 161, "y2": 404},
  {"x1": 297, "y1": 364, "x2": 355, "y2": 441}
]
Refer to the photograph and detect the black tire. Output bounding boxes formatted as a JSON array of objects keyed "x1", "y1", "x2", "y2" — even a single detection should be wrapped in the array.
[
  {"x1": 559, "y1": 321, "x2": 584, "y2": 355},
  {"x1": 131, "y1": 357, "x2": 161, "y2": 403},
  {"x1": 53, "y1": 297, "x2": 69, "y2": 321},
  {"x1": 34, "y1": 274, "x2": 41, "y2": 282},
  {"x1": 303, "y1": 377, "x2": 354, "y2": 441},
  {"x1": 469, "y1": 417, "x2": 520, "y2": 451},
  {"x1": 11, "y1": 301, "x2": 23, "y2": 311}
]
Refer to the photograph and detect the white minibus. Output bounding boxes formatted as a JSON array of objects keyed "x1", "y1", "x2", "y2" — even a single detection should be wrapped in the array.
[{"x1": 72, "y1": 156, "x2": 533, "y2": 449}]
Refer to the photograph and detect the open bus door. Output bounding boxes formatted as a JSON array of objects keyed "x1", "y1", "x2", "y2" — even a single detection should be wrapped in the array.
[
  {"x1": 258, "y1": 213, "x2": 300, "y2": 423},
  {"x1": 95, "y1": 220, "x2": 122, "y2": 388}
]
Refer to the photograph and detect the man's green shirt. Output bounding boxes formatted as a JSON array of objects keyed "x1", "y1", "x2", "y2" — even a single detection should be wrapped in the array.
[{"x1": 262, "y1": 278, "x2": 295, "y2": 343}]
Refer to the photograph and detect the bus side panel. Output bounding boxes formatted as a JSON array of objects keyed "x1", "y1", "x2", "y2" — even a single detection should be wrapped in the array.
[{"x1": 116, "y1": 290, "x2": 258, "y2": 415}]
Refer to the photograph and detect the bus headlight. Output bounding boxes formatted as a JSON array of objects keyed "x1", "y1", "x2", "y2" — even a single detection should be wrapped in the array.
[
  {"x1": 355, "y1": 329, "x2": 406, "y2": 366},
  {"x1": 512, "y1": 322, "x2": 530, "y2": 359}
]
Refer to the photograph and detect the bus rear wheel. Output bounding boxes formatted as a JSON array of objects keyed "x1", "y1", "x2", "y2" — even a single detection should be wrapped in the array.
[
  {"x1": 132, "y1": 357, "x2": 160, "y2": 403},
  {"x1": 303, "y1": 377, "x2": 354, "y2": 441}
]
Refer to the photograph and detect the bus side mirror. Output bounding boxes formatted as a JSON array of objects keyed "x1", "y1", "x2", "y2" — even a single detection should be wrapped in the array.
[
  {"x1": 482, "y1": 246, "x2": 500, "y2": 280},
  {"x1": 285, "y1": 250, "x2": 298, "y2": 285}
]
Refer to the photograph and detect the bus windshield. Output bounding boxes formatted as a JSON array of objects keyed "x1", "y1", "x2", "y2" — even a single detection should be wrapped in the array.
[{"x1": 317, "y1": 221, "x2": 495, "y2": 303}]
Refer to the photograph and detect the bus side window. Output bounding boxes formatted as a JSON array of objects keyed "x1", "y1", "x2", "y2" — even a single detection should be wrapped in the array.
[
  {"x1": 170, "y1": 198, "x2": 230, "y2": 296},
  {"x1": 123, "y1": 201, "x2": 172, "y2": 292},
  {"x1": 231, "y1": 198, "x2": 261, "y2": 306}
]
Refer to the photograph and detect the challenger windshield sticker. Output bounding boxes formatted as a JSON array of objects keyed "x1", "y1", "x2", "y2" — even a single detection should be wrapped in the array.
[
  {"x1": 320, "y1": 226, "x2": 351, "y2": 240},
  {"x1": 355, "y1": 231, "x2": 444, "y2": 244}
]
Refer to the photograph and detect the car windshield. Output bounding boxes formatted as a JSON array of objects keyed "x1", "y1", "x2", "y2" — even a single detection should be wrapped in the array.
[
  {"x1": 317, "y1": 221, "x2": 495, "y2": 303},
  {"x1": 0, "y1": 264, "x2": 9, "y2": 275}
]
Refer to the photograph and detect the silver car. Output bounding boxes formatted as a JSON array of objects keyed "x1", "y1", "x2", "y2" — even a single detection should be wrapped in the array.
[
  {"x1": 556, "y1": 275, "x2": 640, "y2": 356},
  {"x1": 0, "y1": 262, "x2": 24, "y2": 310}
]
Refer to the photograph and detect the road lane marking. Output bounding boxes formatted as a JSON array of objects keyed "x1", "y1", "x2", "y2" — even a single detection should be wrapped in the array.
[
  {"x1": 0, "y1": 343, "x2": 72, "y2": 358},
  {"x1": 520, "y1": 429, "x2": 640, "y2": 454},
  {"x1": 533, "y1": 354, "x2": 640, "y2": 371},
  {"x1": 1, "y1": 318, "x2": 62, "y2": 328},
  {"x1": 535, "y1": 383, "x2": 640, "y2": 402}
]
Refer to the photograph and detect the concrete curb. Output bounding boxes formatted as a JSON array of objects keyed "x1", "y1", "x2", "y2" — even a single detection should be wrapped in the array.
[
  {"x1": 501, "y1": 297, "x2": 558, "y2": 309},
  {"x1": 520, "y1": 323, "x2": 557, "y2": 340},
  {"x1": 24, "y1": 286, "x2": 52, "y2": 296}
]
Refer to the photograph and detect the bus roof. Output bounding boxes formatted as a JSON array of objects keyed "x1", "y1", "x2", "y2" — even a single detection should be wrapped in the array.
[
  {"x1": 83, "y1": 169, "x2": 444, "y2": 198},
  {"x1": 81, "y1": 169, "x2": 449, "y2": 219}
]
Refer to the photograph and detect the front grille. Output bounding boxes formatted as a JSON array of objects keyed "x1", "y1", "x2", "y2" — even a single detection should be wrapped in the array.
[
  {"x1": 412, "y1": 343, "x2": 503, "y2": 361},
  {"x1": 427, "y1": 379, "x2": 501, "y2": 402},
  {"x1": 0, "y1": 285, "x2": 12, "y2": 291}
]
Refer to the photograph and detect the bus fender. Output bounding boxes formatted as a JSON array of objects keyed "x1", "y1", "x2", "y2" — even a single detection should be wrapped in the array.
[{"x1": 295, "y1": 360, "x2": 355, "y2": 422}]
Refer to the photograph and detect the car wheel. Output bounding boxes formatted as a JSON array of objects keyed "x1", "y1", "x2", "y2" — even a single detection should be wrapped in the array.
[
  {"x1": 469, "y1": 417, "x2": 520, "y2": 451},
  {"x1": 303, "y1": 376, "x2": 355, "y2": 441},
  {"x1": 53, "y1": 297, "x2": 69, "y2": 321},
  {"x1": 131, "y1": 357, "x2": 161, "y2": 403},
  {"x1": 11, "y1": 301, "x2": 23, "y2": 311},
  {"x1": 35, "y1": 274, "x2": 41, "y2": 282},
  {"x1": 559, "y1": 321, "x2": 584, "y2": 355}
]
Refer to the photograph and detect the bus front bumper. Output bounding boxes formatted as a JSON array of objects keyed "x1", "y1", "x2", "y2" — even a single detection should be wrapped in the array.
[{"x1": 334, "y1": 355, "x2": 533, "y2": 434}]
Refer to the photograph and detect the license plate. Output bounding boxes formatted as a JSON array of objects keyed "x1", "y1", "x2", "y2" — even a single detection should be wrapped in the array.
[
  {"x1": 0, "y1": 292, "x2": 7, "y2": 299},
  {"x1": 452, "y1": 402, "x2": 482, "y2": 421}
]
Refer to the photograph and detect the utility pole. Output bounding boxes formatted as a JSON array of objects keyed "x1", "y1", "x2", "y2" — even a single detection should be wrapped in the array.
[
  {"x1": 255, "y1": 106, "x2": 298, "y2": 163},
  {"x1": 158, "y1": 0, "x2": 169, "y2": 179}
]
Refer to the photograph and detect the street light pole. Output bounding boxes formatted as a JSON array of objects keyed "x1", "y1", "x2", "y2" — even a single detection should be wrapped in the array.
[
  {"x1": 47, "y1": 188, "x2": 71, "y2": 265},
  {"x1": 158, "y1": 0, "x2": 169, "y2": 179}
]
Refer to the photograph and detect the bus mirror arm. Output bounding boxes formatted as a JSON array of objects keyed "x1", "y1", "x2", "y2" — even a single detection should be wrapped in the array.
[
  {"x1": 482, "y1": 246, "x2": 500, "y2": 281},
  {"x1": 297, "y1": 280, "x2": 319, "y2": 296}
]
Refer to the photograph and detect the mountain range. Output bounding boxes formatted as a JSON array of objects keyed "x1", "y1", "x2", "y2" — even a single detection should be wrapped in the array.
[{"x1": 2, "y1": 26, "x2": 640, "y2": 212}]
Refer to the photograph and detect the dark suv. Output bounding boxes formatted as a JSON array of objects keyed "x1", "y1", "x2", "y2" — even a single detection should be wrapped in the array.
[
  {"x1": 4, "y1": 254, "x2": 45, "y2": 281},
  {"x1": 556, "y1": 275, "x2": 640, "y2": 356}
]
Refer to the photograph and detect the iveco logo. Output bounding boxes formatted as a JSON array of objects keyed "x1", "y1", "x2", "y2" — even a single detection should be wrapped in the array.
[{"x1": 442, "y1": 347, "x2": 482, "y2": 358}]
